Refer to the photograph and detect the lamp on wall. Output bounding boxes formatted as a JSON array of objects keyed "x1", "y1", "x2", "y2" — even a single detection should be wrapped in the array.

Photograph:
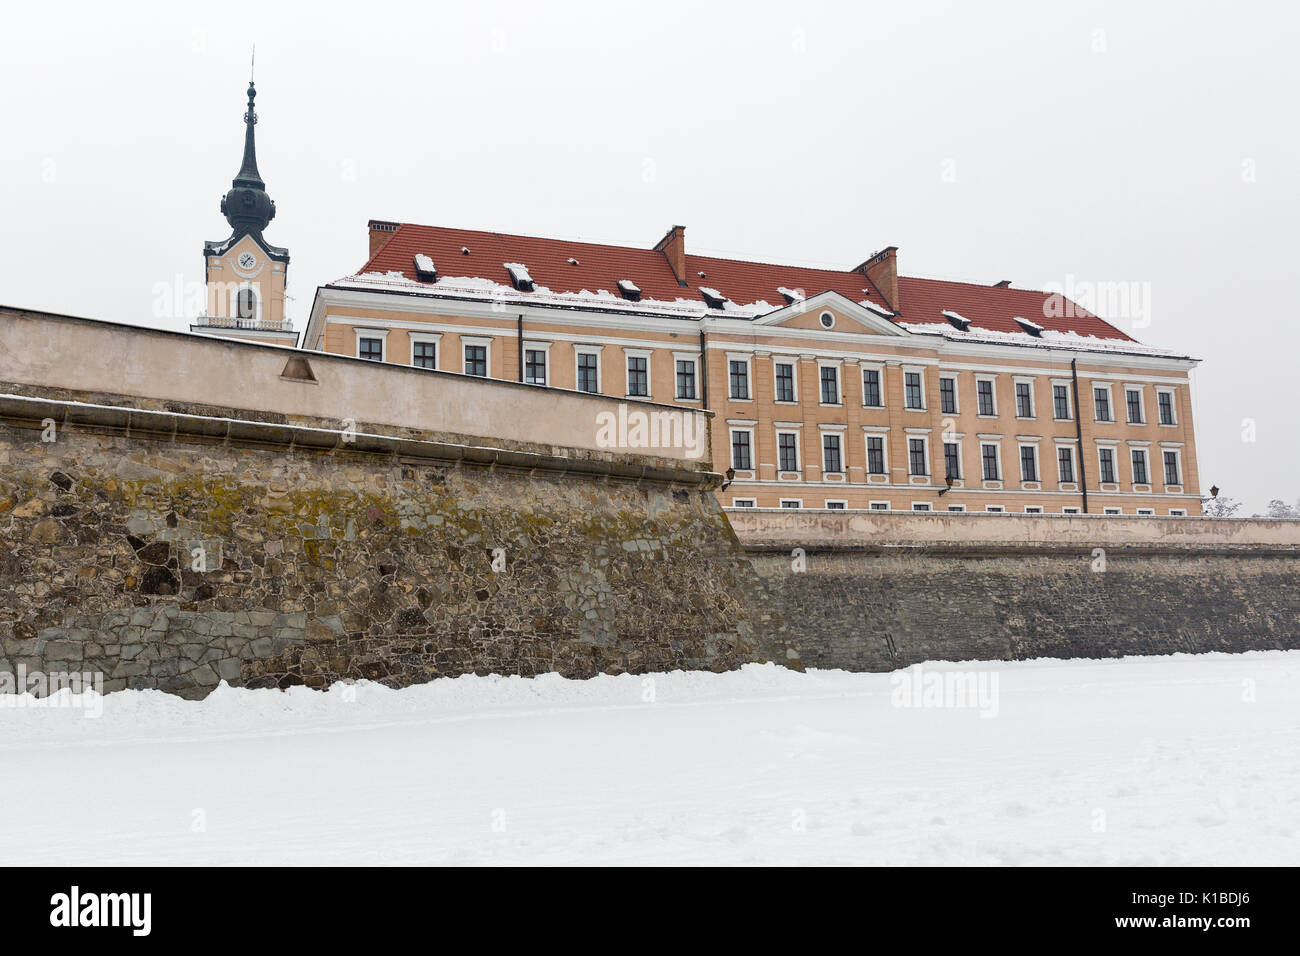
[
  {"x1": 720, "y1": 467, "x2": 736, "y2": 491},
  {"x1": 1209, "y1": 484, "x2": 1220, "y2": 498},
  {"x1": 937, "y1": 474, "x2": 954, "y2": 497}
]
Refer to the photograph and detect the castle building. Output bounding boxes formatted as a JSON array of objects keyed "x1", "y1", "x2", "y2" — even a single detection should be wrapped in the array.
[
  {"x1": 300, "y1": 222, "x2": 1203, "y2": 514},
  {"x1": 191, "y1": 83, "x2": 297, "y2": 347}
]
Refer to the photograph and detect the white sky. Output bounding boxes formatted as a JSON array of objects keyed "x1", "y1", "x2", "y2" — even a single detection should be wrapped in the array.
[{"x1": 1, "y1": 0, "x2": 1296, "y2": 510}]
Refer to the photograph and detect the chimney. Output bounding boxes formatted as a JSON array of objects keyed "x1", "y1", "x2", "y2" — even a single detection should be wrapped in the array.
[
  {"x1": 654, "y1": 224, "x2": 688, "y2": 287},
  {"x1": 368, "y1": 220, "x2": 400, "y2": 259},
  {"x1": 856, "y1": 246, "x2": 899, "y2": 312}
]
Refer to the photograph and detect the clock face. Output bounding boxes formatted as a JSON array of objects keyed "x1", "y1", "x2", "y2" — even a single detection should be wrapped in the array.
[{"x1": 237, "y1": 252, "x2": 257, "y2": 270}]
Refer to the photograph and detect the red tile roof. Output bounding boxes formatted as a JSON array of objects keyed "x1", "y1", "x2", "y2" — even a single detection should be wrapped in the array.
[{"x1": 349, "y1": 222, "x2": 1136, "y2": 344}]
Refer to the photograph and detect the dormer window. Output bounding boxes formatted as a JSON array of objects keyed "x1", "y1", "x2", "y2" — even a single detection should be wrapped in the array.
[
  {"x1": 942, "y1": 310, "x2": 971, "y2": 330},
  {"x1": 505, "y1": 262, "x2": 535, "y2": 292},
  {"x1": 699, "y1": 286, "x2": 726, "y2": 309},
  {"x1": 1013, "y1": 316, "x2": 1044, "y2": 337},
  {"x1": 568, "y1": 257, "x2": 579, "y2": 266},
  {"x1": 617, "y1": 279, "x2": 641, "y2": 302},
  {"x1": 778, "y1": 286, "x2": 804, "y2": 305},
  {"x1": 413, "y1": 254, "x2": 437, "y2": 282}
]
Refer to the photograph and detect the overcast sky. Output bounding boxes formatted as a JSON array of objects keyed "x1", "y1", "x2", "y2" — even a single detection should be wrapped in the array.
[{"x1": 2, "y1": 0, "x2": 1296, "y2": 510}]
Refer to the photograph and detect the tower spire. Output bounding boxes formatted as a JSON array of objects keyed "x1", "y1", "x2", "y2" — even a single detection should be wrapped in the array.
[{"x1": 220, "y1": 78, "x2": 275, "y2": 237}]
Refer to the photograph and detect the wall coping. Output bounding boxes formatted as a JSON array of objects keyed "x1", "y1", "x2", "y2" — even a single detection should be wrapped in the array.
[
  {"x1": 0, "y1": 392, "x2": 719, "y2": 487},
  {"x1": 726, "y1": 508, "x2": 1300, "y2": 554}
]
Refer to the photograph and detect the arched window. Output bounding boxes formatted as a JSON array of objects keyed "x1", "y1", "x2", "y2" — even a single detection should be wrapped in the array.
[{"x1": 233, "y1": 285, "x2": 259, "y2": 325}]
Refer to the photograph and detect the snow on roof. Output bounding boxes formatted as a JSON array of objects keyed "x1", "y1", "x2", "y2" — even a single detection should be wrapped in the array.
[
  {"x1": 699, "y1": 286, "x2": 727, "y2": 308},
  {"x1": 1013, "y1": 315, "x2": 1045, "y2": 336},
  {"x1": 898, "y1": 320, "x2": 1186, "y2": 358},
  {"x1": 859, "y1": 299, "x2": 895, "y2": 318},
  {"x1": 504, "y1": 262, "x2": 534, "y2": 291},
  {"x1": 941, "y1": 309, "x2": 970, "y2": 329},
  {"x1": 778, "y1": 286, "x2": 804, "y2": 303},
  {"x1": 617, "y1": 279, "x2": 640, "y2": 294},
  {"x1": 413, "y1": 254, "x2": 436, "y2": 280}
]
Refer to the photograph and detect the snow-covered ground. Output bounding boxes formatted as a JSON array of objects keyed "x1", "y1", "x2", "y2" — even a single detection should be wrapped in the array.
[{"x1": 2, "y1": 652, "x2": 1297, "y2": 866}]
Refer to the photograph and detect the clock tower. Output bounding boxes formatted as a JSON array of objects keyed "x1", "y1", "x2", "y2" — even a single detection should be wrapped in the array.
[{"x1": 191, "y1": 81, "x2": 297, "y2": 346}]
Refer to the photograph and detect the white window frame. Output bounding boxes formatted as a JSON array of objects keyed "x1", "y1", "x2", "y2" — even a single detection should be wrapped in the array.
[
  {"x1": 1169, "y1": 508, "x2": 1187, "y2": 517},
  {"x1": 817, "y1": 360, "x2": 842, "y2": 407},
  {"x1": 1130, "y1": 446, "x2": 1151, "y2": 488},
  {"x1": 671, "y1": 351, "x2": 700, "y2": 402},
  {"x1": 1161, "y1": 446, "x2": 1184, "y2": 488},
  {"x1": 772, "y1": 356, "x2": 799, "y2": 404},
  {"x1": 574, "y1": 344, "x2": 604, "y2": 394},
  {"x1": 942, "y1": 437, "x2": 963, "y2": 481},
  {"x1": 1017, "y1": 442, "x2": 1040, "y2": 484},
  {"x1": 725, "y1": 352, "x2": 753, "y2": 402},
  {"x1": 409, "y1": 331, "x2": 441, "y2": 369},
  {"x1": 775, "y1": 428, "x2": 802, "y2": 475},
  {"x1": 975, "y1": 375, "x2": 998, "y2": 417},
  {"x1": 354, "y1": 327, "x2": 388, "y2": 362},
  {"x1": 730, "y1": 497, "x2": 757, "y2": 508},
  {"x1": 902, "y1": 365, "x2": 927, "y2": 411},
  {"x1": 779, "y1": 498, "x2": 803, "y2": 509},
  {"x1": 821, "y1": 430, "x2": 846, "y2": 475},
  {"x1": 624, "y1": 348, "x2": 653, "y2": 399},
  {"x1": 1103, "y1": 507, "x2": 1123, "y2": 515},
  {"x1": 461, "y1": 334, "x2": 493, "y2": 377},
  {"x1": 1136, "y1": 508, "x2": 1155, "y2": 516},
  {"x1": 861, "y1": 362, "x2": 886, "y2": 408},
  {"x1": 1124, "y1": 384, "x2": 1147, "y2": 425},
  {"x1": 937, "y1": 372, "x2": 959, "y2": 414},
  {"x1": 911, "y1": 502, "x2": 932, "y2": 512},
  {"x1": 1062, "y1": 506, "x2": 1081, "y2": 514},
  {"x1": 1050, "y1": 378, "x2": 1073, "y2": 421},
  {"x1": 868, "y1": 500, "x2": 891, "y2": 511},
  {"x1": 824, "y1": 499, "x2": 849, "y2": 510},
  {"x1": 985, "y1": 505, "x2": 1006, "y2": 513},
  {"x1": 980, "y1": 441, "x2": 1002, "y2": 482},
  {"x1": 729, "y1": 426, "x2": 755, "y2": 472},
  {"x1": 1097, "y1": 443, "x2": 1119, "y2": 485},
  {"x1": 863, "y1": 427, "x2": 890, "y2": 478},
  {"x1": 1013, "y1": 376, "x2": 1037, "y2": 420},
  {"x1": 1055, "y1": 442, "x2": 1076, "y2": 484},
  {"x1": 1092, "y1": 381, "x2": 1115, "y2": 423},
  {"x1": 522, "y1": 339, "x2": 552, "y2": 386},
  {"x1": 946, "y1": 503, "x2": 967, "y2": 512},
  {"x1": 1024, "y1": 505, "x2": 1044, "y2": 514},
  {"x1": 906, "y1": 433, "x2": 931, "y2": 477},
  {"x1": 1155, "y1": 386, "x2": 1179, "y2": 426}
]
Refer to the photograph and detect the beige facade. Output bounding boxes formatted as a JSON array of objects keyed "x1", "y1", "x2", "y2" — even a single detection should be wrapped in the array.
[
  {"x1": 192, "y1": 234, "x2": 297, "y2": 347},
  {"x1": 304, "y1": 269, "x2": 1203, "y2": 516}
]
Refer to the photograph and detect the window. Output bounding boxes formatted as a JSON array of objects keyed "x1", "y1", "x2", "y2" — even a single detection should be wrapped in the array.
[
  {"x1": 777, "y1": 432, "x2": 800, "y2": 472},
  {"x1": 412, "y1": 340, "x2": 437, "y2": 369},
  {"x1": 904, "y1": 371, "x2": 924, "y2": 410},
  {"x1": 1062, "y1": 507, "x2": 1081, "y2": 514},
  {"x1": 908, "y1": 437, "x2": 928, "y2": 476},
  {"x1": 862, "y1": 368, "x2": 883, "y2": 407},
  {"x1": 730, "y1": 498, "x2": 756, "y2": 508},
  {"x1": 869, "y1": 501, "x2": 890, "y2": 511},
  {"x1": 819, "y1": 365, "x2": 840, "y2": 405},
  {"x1": 774, "y1": 362, "x2": 796, "y2": 403},
  {"x1": 939, "y1": 376, "x2": 957, "y2": 414},
  {"x1": 1169, "y1": 508, "x2": 1187, "y2": 516},
  {"x1": 822, "y1": 434, "x2": 843, "y2": 474},
  {"x1": 359, "y1": 337, "x2": 383, "y2": 362},
  {"x1": 524, "y1": 348, "x2": 548, "y2": 385},
  {"x1": 986, "y1": 505, "x2": 1006, "y2": 513},
  {"x1": 675, "y1": 359, "x2": 697, "y2": 400},
  {"x1": 627, "y1": 355, "x2": 649, "y2": 396},
  {"x1": 1094, "y1": 387, "x2": 1112, "y2": 422},
  {"x1": 947, "y1": 504, "x2": 967, "y2": 512},
  {"x1": 981, "y1": 443, "x2": 1000, "y2": 481},
  {"x1": 1131, "y1": 448, "x2": 1149, "y2": 485},
  {"x1": 235, "y1": 287, "x2": 257, "y2": 321},
  {"x1": 779, "y1": 499, "x2": 802, "y2": 509},
  {"x1": 1020, "y1": 445, "x2": 1038, "y2": 482},
  {"x1": 464, "y1": 344, "x2": 487, "y2": 376},
  {"x1": 944, "y1": 442, "x2": 961, "y2": 480},
  {"x1": 577, "y1": 351, "x2": 600, "y2": 393},
  {"x1": 866, "y1": 436, "x2": 886, "y2": 475},
  {"x1": 1163, "y1": 450, "x2": 1181, "y2": 486},
  {"x1": 819, "y1": 311, "x2": 835, "y2": 329},
  {"x1": 1098, "y1": 447, "x2": 1116, "y2": 484},
  {"x1": 1015, "y1": 381, "x2": 1034, "y2": 418},
  {"x1": 1053, "y1": 384, "x2": 1072, "y2": 421},
  {"x1": 728, "y1": 359, "x2": 750, "y2": 400},
  {"x1": 1057, "y1": 446, "x2": 1075, "y2": 483},
  {"x1": 1104, "y1": 507, "x2": 1122, "y2": 515},
  {"x1": 1158, "y1": 390, "x2": 1176, "y2": 425},
  {"x1": 825, "y1": 500, "x2": 847, "y2": 510},
  {"x1": 1025, "y1": 506, "x2": 1044, "y2": 514},
  {"x1": 1126, "y1": 388, "x2": 1145, "y2": 424},
  {"x1": 1136, "y1": 508, "x2": 1155, "y2": 516},
  {"x1": 977, "y1": 379, "x2": 996, "y2": 416},
  {"x1": 912, "y1": 502, "x2": 932, "y2": 512},
  {"x1": 730, "y1": 430, "x2": 752, "y2": 471}
]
